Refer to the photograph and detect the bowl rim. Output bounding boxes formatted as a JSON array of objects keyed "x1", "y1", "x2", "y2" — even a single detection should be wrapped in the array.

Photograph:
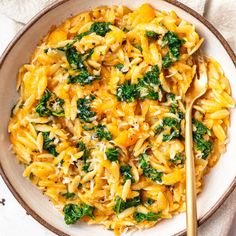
[{"x1": 0, "y1": 0, "x2": 235, "y2": 235}]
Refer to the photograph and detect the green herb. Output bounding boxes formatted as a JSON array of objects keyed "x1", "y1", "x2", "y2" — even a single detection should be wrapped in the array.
[
  {"x1": 77, "y1": 95, "x2": 96, "y2": 123},
  {"x1": 65, "y1": 47, "x2": 94, "y2": 70},
  {"x1": 139, "y1": 153, "x2": 163, "y2": 182},
  {"x1": 42, "y1": 132, "x2": 58, "y2": 156},
  {"x1": 76, "y1": 141, "x2": 90, "y2": 172},
  {"x1": 62, "y1": 192, "x2": 76, "y2": 199},
  {"x1": 65, "y1": 47, "x2": 82, "y2": 69},
  {"x1": 90, "y1": 22, "x2": 112, "y2": 37},
  {"x1": 77, "y1": 141, "x2": 89, "y2": 162},
  {"x1": 120, "y1": 165, "x2": 135, "y2": 183},
  {"x1": 82, "y1": 125, "x2": 94, "y2": 131},
  {"x1": 162, "y1": 129, "x2": 181, "y2": 142},
  {"x1": 116, "y1": 80, "x2": 139, "y2": 103},
  {"x1": 192, "y1": 119, "x2": 213, "y2": 159},
  {"x1": 146, "y1": 198, "x2": 155, "y2": 205},
  {"x1": 155, "y1": 117, "x2": 180, "y2": 133},
  {"x1": 163, "y1": 117, "x2": 180, "y2": 129},
  {"x1": 167, "y1": 93, "x2": 184, "y2": 119},
  {"x1": 170, "y1": 153, "x2": 184, "y2": 164},
  {"x1": 155, "y1": 117, "x2": 183, "y2": 142},
  {"x1": 57, "y1": 41, "x2": 76, "y2": 52},
  {"x1": 82, "y1": 162, "x2": 90, "y2": 172},
  {"x1": 47, "y1": 22, "x2": 112, "y2": 55},
  {"x1": 162, "y1": 31, "x2": 183, "y2": 68},
  {"x1": 74, "y1": 30, "x2": 92, "y2": 41},
  {"x1": 143, "y1": 65, "x2": 160, "y2": 84},
  {"x1": 68, "y1": 70, "x2": 100, "y2": 86},
  {"x1": 192, "y1": 118, "x2": 212, "y2": 136},
  {"x1": 63, "y1": 203, "x2": 94, "y2": 224},
  {"x1": 135, "y1": 44, "x2": 143, "y2": 52},
  {"x1": 75, "y1": 22, "x2": 112, "y2": 39},
  {"x1": 115, "y1": 63, "x2": 124, "y2": 71},
  {"x1": 36, "y1": 90, "x2": 64, "y2": 117},
  {"x1": 113, "y1": 196, "x2": 141, "y2": 214},
  {"x1": 162, "y1": 53, "x2": 173, "y2": 69},
  {"x1": 134, "y1": 211, "x2": 161, "y2": 223},
  {"x1": 106, "y1": 147, "x2": 119, "y2": 162},
  {"x1": 145, "y1": 31, "x2": 159, "y2": 40},
  {"x1": 94, "y1": 124, "x2": 112, "y2": 141},
  {"x1": 78, "y1": 183, "x2": 83, "y2": 189},
  {"x1": 162, "y1": 31, "x2": 182, "y2": 48},
  {"x1": 137, "y1": 65, "x2": 160, "y2": 100},
  {"x1": 166, "y1": 93, "x2": 176, "y2": 101}
]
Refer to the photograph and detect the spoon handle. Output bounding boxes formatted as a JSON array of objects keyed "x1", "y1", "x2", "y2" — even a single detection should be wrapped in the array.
[{"x1": 185, "y1": 105, "x2": 198, "y2": 236}]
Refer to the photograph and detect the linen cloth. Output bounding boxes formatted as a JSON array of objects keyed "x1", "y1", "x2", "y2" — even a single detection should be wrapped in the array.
[{"x1": 0, "y1": 0, "x2": 235, "y2": 235}]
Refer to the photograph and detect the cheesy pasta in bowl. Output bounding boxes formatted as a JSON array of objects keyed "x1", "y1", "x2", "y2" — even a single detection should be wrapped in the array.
[{"x1": 2, "y1": 2, "x2": 235, "y2": 236}]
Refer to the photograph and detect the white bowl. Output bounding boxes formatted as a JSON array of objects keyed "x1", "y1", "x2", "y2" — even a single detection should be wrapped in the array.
[{"x1": 0, "y1": 0, "x2": 236, "y2": 236}]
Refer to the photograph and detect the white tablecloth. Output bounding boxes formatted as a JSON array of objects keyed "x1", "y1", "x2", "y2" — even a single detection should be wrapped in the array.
[{"x1": 0, "y1": 1, "x2": 235, "y2": 235}]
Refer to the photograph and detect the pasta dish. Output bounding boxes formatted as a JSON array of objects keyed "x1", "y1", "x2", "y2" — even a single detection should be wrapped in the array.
[{"x1": 8, "y1": 4, "x2": 235, "y2": 235}]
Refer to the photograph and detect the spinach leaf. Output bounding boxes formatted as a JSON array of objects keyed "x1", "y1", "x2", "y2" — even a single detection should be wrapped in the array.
[
  {"x1": 105, "y1": 147, "x2": 119, "y2": 162},
  {"x1": 134, "y1": 44, "x2": 143, "y2": 52},
  {"x1": 46, "y1": 22, "x2": 112, "y2": 55},
  {"x1": 74, "y1": 30, "x2": 92, "y2": 41},
  {"x1": 65, "y1": 47, "x2": 94, "y2": 70},
  {"x1": 162, "y1": 31, "x2": 182, "y2": 48},
  {"x1": 167, "y1": 93, "x2": 184, "y2": 119},
  {"x1": 62, "y1": 192, "x2": 76, "y2": 199},
  {"x1": 116, "y1": 80, "x2": 139, "y2": 103},
  {"x1": 162, "y1": 31, "x2": 183, "y2": 68},
  {"x1": 162, "y1": 53, "x2": 173, "y2": 69},
  {"x1": 139, "y1": 153, "x2": 163, "y2": 182},
  {"x1": 162, "y1": 130, "x2": 181, "y2": 142},
  {"x1": 75, "y1": 22, "x2": 112, "y2": 40},
  {"x1": 82, "y1": 162, "x2": 90, "y2": 172},
  {"x1": 143, "y1": 65, "x2": 160, "y2": 85},
  {"x1": 155, "y1": 117, "x2": 183, "y2": 142},
  {"x1": 94, "y1": 124, "x2": 112, "y2": 141},
  {"x1": 134, "y1": 211, "x2": 161, "y2": 223},
  {"x1": 68, "y1": 70, "x2": 100, "y2": 86},
  {"x1": 63, "y1": 203, "x2": 94, "y2": 224},
  {"x1": 82, "y1": 125, "x2": 94, "y2": 131},
  {"x1": 77, "y1": 95, "x2": 96, "y2": 123},
  {"x1": 89, "y1": 22, "x2": 111, "y2": 37},
  {"x1": 36, "y1": 90, "x2": 64, "y2": 117},
  {"x1": 192, "y1": 118, "x2": 212, "y2": 136},
  {"x1": 76, "y1": 141, "x2": 89, "y2": 162},
  {"x1": 113, "y1": 196, "x2": 141, "y2": 214},
  {"x1": 146, "y1": 198, "x2": 155, "y2": 205},
  {"x1": 170, "y1": 153, "x2": 184, "y2": 165},
  {"x1": 115, "y1": 63, "x2": 124, "y2": 71},
  {"x1": 42, "y1": 132, "x2": 58, "y2": 156},
  {"x1": 76, "y1": 141, "x2": 90, "y2": 172},
  {"x1": 137, "y1": 65, "x2": 160, "y2": 100},
  {"x1": 192, "y1": 119, "x2": 213, "y2": 159},
  {"x1": 145, "y1": 31, "x2": 159, "y2": 40},
  {"x1": 163, "y1": 117, "x2": 180, "y2": 129},
  {"x1": 120, "y1": 165, "x2": 135, "y2": 183}
]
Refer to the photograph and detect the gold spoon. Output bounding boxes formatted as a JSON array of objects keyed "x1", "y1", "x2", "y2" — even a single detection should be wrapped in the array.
[{"x1": 185, "y1": 50, "x2": 208, "y2": 236}]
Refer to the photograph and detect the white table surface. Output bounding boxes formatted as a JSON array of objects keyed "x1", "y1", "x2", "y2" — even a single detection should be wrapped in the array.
[{"x1": 0, "y1": 0, "x2": 236, "y2": 236}]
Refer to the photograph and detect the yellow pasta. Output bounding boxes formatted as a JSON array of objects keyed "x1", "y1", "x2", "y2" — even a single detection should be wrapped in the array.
[{"x1": 8, "y1": 4, "x2": 234, "y2": 235}]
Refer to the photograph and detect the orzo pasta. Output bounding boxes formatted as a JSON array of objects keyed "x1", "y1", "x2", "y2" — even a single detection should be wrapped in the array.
[{"x1": 8, "y1": 4, "x2": 235, "y2": 235}]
